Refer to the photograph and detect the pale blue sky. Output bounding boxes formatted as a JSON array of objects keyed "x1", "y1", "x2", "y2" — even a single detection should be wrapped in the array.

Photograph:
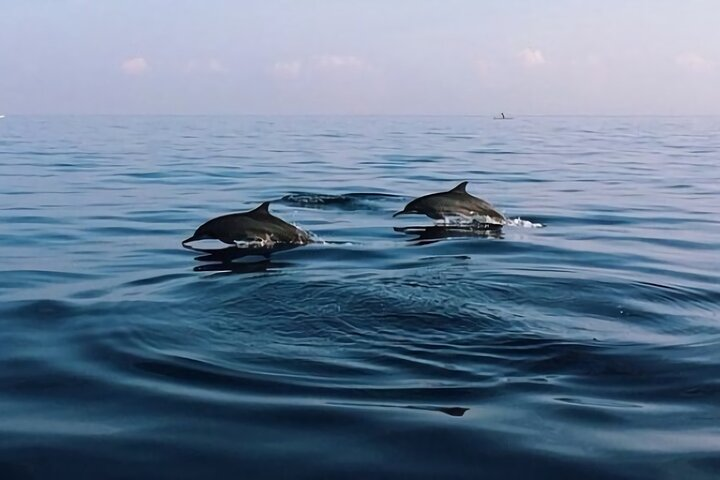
[{"x1": 1, "y1": 0, "x2": 719, "y2": 114}]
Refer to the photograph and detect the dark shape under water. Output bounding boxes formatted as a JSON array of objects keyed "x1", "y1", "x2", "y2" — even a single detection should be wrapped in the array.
[
  {"x1": 279, "y1": 192, "x2": 400, "y2": 211},
  {"x1": 182, "y1": 202, "x2": 311, "y2": 247},
  {"x1": 393, "y1": 181, "x2": 505, "y2": 224},
  {"x1": 395, "y1": 224, "x2": 503, "y2": 245},
  {"x1": 328, "y1": 402, "x2": 469, "y2": 417}
]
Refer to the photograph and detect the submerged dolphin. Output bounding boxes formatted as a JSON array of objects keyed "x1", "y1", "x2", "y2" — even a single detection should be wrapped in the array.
[
  {"x1": 393, "y1": 181, "x2": 505, "y2": 224},
  {"x1": 182, "y1": 202, "x2": 311, "y2": 247}
]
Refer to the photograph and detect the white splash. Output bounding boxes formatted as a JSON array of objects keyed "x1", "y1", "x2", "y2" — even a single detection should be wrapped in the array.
[
  {"x1": 307, "y1": 234, "x2": 356, "y2": 246},
  {"x1": 434, "y1": 214, "x2": 544, "y2": 228},
  {"x1": 435, "y1": 214, "x2": 503, "y2": 226},
  {"x1": 504, "y1": 217, "x2": 544, "y2": 228},
  {"x1": 233, "y1": 238, "x2": 275, "y2": 248}
]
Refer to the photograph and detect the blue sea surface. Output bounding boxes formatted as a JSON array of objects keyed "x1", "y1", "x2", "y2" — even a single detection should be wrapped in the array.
[{"x1": 1, "y1": 115, "x2": 719, "y2": 479}]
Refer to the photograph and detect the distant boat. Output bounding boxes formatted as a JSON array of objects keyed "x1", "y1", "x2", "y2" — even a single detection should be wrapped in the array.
[{"x1": 493, "y1": 113, "x2": 513, "y2": 120}]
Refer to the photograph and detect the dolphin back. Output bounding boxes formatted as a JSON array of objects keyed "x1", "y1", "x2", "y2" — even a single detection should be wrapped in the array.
[{"x1": 183, "y1": 202, "x2": 312, "y2": 246}]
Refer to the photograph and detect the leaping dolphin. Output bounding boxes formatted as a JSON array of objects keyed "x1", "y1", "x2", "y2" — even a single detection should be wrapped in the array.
[
  {"x1": 393, "y1": 181, "x2": 505, "y2": 224},
  {"x1": 182, "y1": 202, "x2": 311, "y2": 247}
]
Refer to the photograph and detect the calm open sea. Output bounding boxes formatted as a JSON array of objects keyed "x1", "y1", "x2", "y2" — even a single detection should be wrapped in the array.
[{"x1": 1, "y1": 115, "x2": 719, "y2": 479}]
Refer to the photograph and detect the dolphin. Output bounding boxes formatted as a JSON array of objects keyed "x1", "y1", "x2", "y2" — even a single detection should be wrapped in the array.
[
  {"x1": 393, "y1": 181, "x2": 505, "y2": 224},
  {"x1": 182, "y1": 202, "x2": 311, "y2": 247}
]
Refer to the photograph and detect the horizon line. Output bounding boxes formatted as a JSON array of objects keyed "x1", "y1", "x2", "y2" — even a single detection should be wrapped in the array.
[{"x1": 2, "y1": 113, "x2": 720, "y2": 118}]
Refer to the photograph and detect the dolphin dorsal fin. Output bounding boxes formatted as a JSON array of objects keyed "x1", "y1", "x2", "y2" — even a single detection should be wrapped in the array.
[
  {"x1": 248, "y1": 201, "x2": 271, "y2": 217},
  {"x1": 450, "y1": 181, "x2": 469, "y2": 193}
]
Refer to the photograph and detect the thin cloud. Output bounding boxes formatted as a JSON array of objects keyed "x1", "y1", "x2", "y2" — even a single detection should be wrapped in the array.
[
  {"x1": 272, "y1": 54, "x2": 371, "y2": 79},
  {"x1": 313, "y1": 55, "x2": 367, "y2": 70},
  {"x1": 185, "y1": 58, "x2": 227, "y2": 74},
  {"x1": 519, "y1": 48, "x2": 546, "y2": 67},
  {"x1": 675, "y1": 52, "x2": 715, "y2": 73},
  {"x1": 207, "y1": 59, "x2": 226, "y2": 73},
  {"x1": 272, "y1": 60, "x2": 303, "y2": 79},
  {"x1": 473, "y1": 58, "x2": 493, "y2": 77},
  {"x1": 121, "y1": 57, "x2": 149, "y2": 75}
]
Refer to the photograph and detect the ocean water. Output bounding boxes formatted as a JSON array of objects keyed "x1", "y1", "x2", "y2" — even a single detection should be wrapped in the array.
[{"x1": 1, "y1": 115, "x2": 719, "y2": 479}]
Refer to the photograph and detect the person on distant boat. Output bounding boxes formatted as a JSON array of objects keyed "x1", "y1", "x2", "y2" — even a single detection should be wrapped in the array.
[{"x1": 501, "y1": 112, "x2": 505, "y2": 119}]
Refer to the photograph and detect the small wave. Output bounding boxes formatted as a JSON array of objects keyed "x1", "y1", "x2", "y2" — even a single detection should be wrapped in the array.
[
  {"x1": 467, "y1": 149, "x2": 522, "y2": 155},
  {"x1": 307, "y1": 236, "x2": 357, "y2": 246}
]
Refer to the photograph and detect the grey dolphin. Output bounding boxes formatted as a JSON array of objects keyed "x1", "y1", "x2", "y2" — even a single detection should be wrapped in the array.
[
  {"x1": 182, "y1": 202, "x2": 311, "y2": 246},
  {"x1": 393, "y1": 181, "x2": 505, "y2": 224}
]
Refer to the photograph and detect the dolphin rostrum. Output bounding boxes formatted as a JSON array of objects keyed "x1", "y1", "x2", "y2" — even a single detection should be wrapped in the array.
[
  {"x1": 182, "y1": 202, "x2": 311, "y2": 247},
  {"x1": 393, "y1": 181, "x2": 505, "y2": 224}
]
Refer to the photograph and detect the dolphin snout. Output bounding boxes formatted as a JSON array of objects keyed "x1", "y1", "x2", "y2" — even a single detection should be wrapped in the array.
[{"x1": 182, "y1": 234, "x2": 204, "y2": 245}]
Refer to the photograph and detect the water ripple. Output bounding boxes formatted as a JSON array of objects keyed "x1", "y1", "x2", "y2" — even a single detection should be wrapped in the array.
[{"x1": 1, "y1": 115, "x2": 719, "y2": 479}]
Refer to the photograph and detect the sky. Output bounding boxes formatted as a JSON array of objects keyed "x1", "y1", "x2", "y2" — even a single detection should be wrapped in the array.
[{"x1": 1, "y1": 0, "x2": 719, "y2": 115}]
